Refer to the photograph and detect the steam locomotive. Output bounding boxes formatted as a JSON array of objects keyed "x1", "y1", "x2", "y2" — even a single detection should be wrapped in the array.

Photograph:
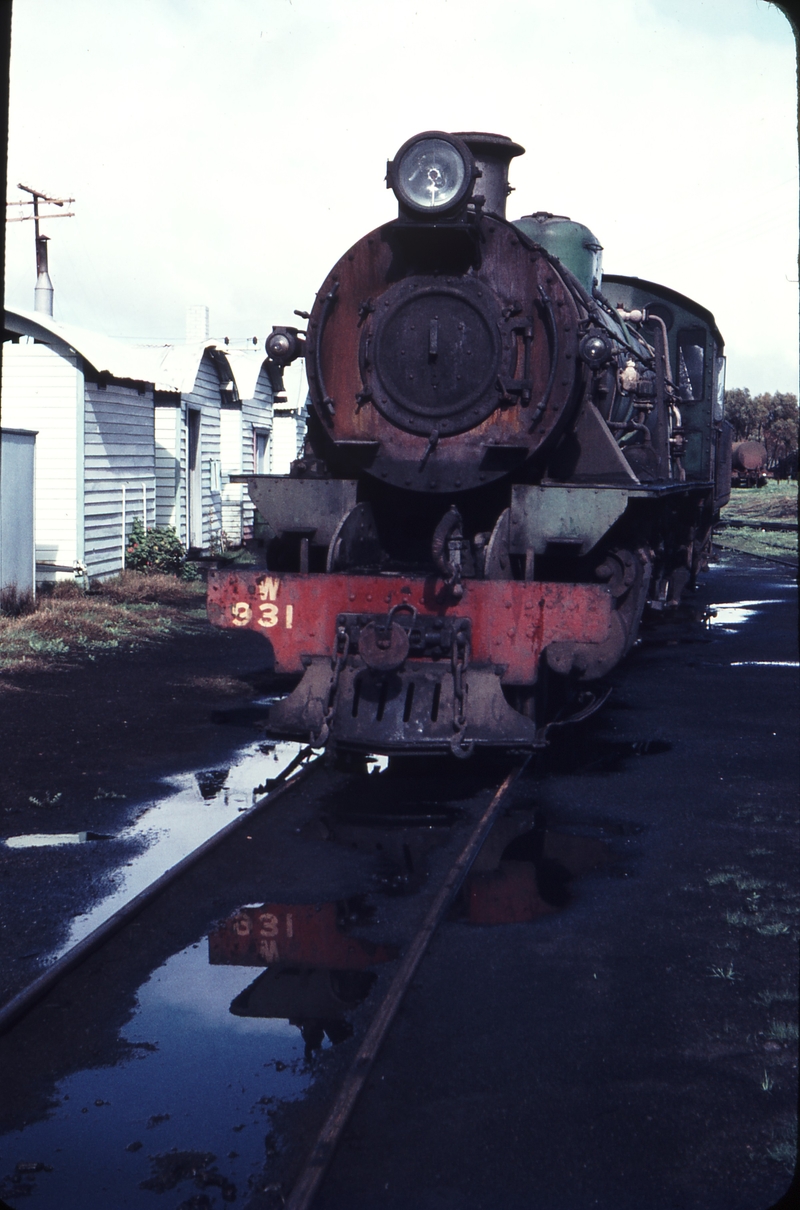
[{"x1": 208, "y1": 131, "x2": 732, "y2": 757}]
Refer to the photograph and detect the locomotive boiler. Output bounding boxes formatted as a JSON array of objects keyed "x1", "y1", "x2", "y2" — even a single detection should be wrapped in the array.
[{"x1": 208, "y1": 130, "x2": 732, "y2": 757}]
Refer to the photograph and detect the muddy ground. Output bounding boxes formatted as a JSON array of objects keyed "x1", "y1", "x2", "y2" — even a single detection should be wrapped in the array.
[
  {"x1": 0, "y1": 553, "x2": 796, "y2": 1210},
  {"x1": 0, "y1": 617, "x2": 280, "y2": 1004}
]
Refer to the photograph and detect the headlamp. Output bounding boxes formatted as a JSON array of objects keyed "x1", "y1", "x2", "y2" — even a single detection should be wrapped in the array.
[
  {"x1": 579, "y1": 332, "x2": 612, "y2": 367},
  {"x1": 266, "y1": 326, "x2": 304, "y2": 365},
  {"x1": 388, "y1": 132, "x2": 476, "y2": 217}
]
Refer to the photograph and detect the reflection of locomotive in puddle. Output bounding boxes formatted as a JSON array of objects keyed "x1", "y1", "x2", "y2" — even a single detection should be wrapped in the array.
[
  {"x1": 208, "y1": 899, "x2": 397, "y2": 1057},
  {"x1": 455, "y1": 814, "x2": 612, "y2": 924},
  {"x1": 209, "y1": 823, "x2": 611, "y2": 1055}
]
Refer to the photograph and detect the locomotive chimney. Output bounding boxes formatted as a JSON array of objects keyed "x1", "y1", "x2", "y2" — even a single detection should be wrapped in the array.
[{"x1": 454, "y1": 132, "x2": 524, "y2": 220}]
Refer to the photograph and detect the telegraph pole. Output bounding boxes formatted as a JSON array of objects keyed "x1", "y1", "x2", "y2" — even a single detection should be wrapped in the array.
[{"x1": 6, "y1": 184, "x2": 75, "y2": 316}]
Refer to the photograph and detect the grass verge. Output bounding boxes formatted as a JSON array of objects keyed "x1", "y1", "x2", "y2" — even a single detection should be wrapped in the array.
[
  {"x1": 0, "y1": 572, "x2": 207, "y2": 677},
  {"x1": 717, "y1": 481, "x2": 798, "y2": 562},
  {"x1": 721, "y1": 482, "x2": 797, "y2": 523},
  {"x1": 715, "y1": 530, "x2": 797, "y2": 563}
]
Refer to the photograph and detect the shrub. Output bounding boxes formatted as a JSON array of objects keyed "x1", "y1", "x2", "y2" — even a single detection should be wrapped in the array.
[
  {"x1": 49, "y1": 580, "x2": 85, "y2": 600},
  {"x1": 125, "y1": 518, "x2": 188, "y2": 576}
]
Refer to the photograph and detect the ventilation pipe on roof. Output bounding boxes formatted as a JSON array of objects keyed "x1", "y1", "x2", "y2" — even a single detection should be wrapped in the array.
[{"x1": 34, "y1": 234, "x2": 54, "y2": 316}]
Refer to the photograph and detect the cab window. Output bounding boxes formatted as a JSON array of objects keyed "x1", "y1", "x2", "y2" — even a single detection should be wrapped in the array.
[
  {"x1": 676, "y1": 328, "x2": 706, "y2": 402},
  {"x1": 713, "y1": 355, "x2": 726, "y2": 421}
]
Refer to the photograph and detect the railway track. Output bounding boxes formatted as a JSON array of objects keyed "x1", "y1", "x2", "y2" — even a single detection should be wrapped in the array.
[
  {"x1": 0, "y1": 555, "x2": 795, "y2": 1209},
  {"x1": 715, "y1": 520, "x2": 797, "y2": 533},
  {"x1": 283, "y1": 759, "x2": 528, "y2": 1210},
  {"x1": 712, "y1": 539, "x2": 798, "y2": 568},
  {"x1": 0, "y1": 748, "x2": 529, "y2": 1209},
  {"x1": 0, "y1": 745, "x2": 318, "y2": 1039}
]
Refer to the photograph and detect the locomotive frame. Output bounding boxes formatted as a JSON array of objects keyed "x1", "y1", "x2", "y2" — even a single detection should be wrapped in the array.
[{"x1": 208, "y1": 130, "x2": 732, "y2": 758}]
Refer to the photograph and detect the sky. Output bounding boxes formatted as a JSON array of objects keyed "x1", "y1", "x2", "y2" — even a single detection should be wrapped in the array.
[{"x1": 3, "y1": 0, "x2": 798, "y2": 398}]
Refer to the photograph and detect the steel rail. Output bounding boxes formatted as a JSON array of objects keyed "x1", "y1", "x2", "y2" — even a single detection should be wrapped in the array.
[
  {"x1": 284, "y1": 756, "x2": 531, "y2": 1210},
  {"x1": 0, "y1": 748, "x2": 317, "y2": 1037},
  {"x1": 716, "y1": 520, "x2": 797, "y2": 533},
  {"x1": 713, "y1": 541, "x2": 798, "y2": 568}
]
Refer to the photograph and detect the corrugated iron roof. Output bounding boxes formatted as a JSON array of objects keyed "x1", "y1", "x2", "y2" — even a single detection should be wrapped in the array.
[
  {"x1": 221, "y1": 348, "x2": 269, "y2": 401},
  {"x1": 3, "y1": 308, "x2": 265, "y2": 398}
]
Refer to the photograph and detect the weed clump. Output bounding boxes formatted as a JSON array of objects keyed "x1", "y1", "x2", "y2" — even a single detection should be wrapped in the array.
[
  {"x1": 0, "y1": 586, "x2": 35, "y2": 618},
  {"x1": 27, "y1": 635, "x2": 70, "y2": 656},
  {"x1": 125, "y1": 518, "x2": 198, "y2": 579},
  {"x1": 95, "y1": 570, "x2": 205, "y2": 606}
]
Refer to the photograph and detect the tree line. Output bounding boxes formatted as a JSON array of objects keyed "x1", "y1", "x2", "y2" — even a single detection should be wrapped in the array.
[{"x1": 724, "y1": 389, "x2": 798, "y2": 472}]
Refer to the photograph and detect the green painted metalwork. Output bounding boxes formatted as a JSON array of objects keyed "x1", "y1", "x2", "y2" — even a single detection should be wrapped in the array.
[
  {"x1": 510, "y1": 485, "x2": 629, "y2": 556},
  {"x1": 601, "y1": 274, "x2": 725, "y2": 486},
  {"x1": 512, "y1": 213, "x2": 603, "y2": 294}
]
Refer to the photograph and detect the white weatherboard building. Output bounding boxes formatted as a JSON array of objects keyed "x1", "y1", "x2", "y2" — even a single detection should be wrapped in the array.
[
  {"x1": 1, "y1": 309, "x2": 279, "y2": 582},
  {"x1": 217, "y1": 347, "x2": 276, "y2": 544}
]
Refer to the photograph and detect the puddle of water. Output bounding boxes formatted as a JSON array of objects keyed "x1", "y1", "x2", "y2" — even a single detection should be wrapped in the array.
[
  {"x1": 0, "y1": 896, "x2": 395, "y2": 1208},
  {"x1": 57, "y1": 738, "x2": 315, "y2": 955},
  {"x1": 0, "y1": 944, "x2": 312, "y2": 1209},
  {"x1": 333, "y1": 803, "x2": 465, "y2": 828},
  {"x1": 316, "y1": 810, "x2": 462, "y2": 897},
  {"x1": 4, "y1": 832, "x2": 109, "y2": 849},
  {"x1": 730, "y1": 661, "x2": 799, "y2": 668},
  {"x1": 208, "y1": 900, "x2": 397, "y2": 972},
  {"x1": 456, "y1": 827, "x2": 615, "y2": 925},
  {"x1": 543, "y1": 732, "x2": 672, "y2": 777},
  {"x1": 707, "y1": 599, "x2": 785, "y2": 630}
]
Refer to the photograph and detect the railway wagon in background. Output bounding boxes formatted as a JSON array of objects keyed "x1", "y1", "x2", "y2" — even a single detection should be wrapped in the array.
[
  {"x1": 730, "y1": 440, "x2": 768, "y2": 488},
  {"x1": 208, "y1": 130, "x2": 732, "y2": 758}
]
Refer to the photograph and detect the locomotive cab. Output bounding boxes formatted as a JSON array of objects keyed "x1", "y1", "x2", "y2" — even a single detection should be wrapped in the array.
[{"x1": 208, "y1": 131, "x2": 729, "y2": 756}]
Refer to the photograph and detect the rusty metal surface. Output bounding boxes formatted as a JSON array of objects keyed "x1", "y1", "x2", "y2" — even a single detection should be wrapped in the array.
[
  {"x1": 546, "y1": 546, "x2": 651, "y2": 680},
  {"x1": 336, "y1": 609, "x2": 468, "y2": 666},
  {"x1": 207, "y1": 569, "x2": 612, "y2": 686},
  {"x1": 304, "y1": 218, "x2": 583, "y2": 493},
  {"x1": 268, "y1": 660, "x2": 545, "y2": 752},
  {"x1": 208, "y1": 902, "x2": 397, "y2": 970}
]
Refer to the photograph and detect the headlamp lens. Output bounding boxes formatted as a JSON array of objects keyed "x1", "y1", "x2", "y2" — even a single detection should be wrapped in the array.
[
  {"x1": 397, "y1": 138, "x2": 467, "y2": 211},
  {"x1": 266, "y1": 331, "x2": 292, "y2": 361},
  {"x1": 579, "y1": 333, "x2": 611, "y2": 367}
]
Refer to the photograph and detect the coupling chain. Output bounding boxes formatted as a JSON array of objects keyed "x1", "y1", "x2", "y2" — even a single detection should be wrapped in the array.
[
  {"x1": 450, "y1": 628, "x2": 474, "y2": 759},
  {"x1": 311, "y1": 625, "x2": 350, "y2": 747}
]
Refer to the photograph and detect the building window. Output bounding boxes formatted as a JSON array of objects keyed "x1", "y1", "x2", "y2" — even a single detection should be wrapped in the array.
[{"x1": 254, "y1": 430, "x2": 270, "y2": 474}]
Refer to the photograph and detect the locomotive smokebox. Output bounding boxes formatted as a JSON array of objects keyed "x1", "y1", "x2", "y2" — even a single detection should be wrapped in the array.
[
  {"x1": 455, "y1": 132, "x2": 525, "y2": 219},
  {"x1": 304, "y1": 128, "x2": 583, "y2": 494}
]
